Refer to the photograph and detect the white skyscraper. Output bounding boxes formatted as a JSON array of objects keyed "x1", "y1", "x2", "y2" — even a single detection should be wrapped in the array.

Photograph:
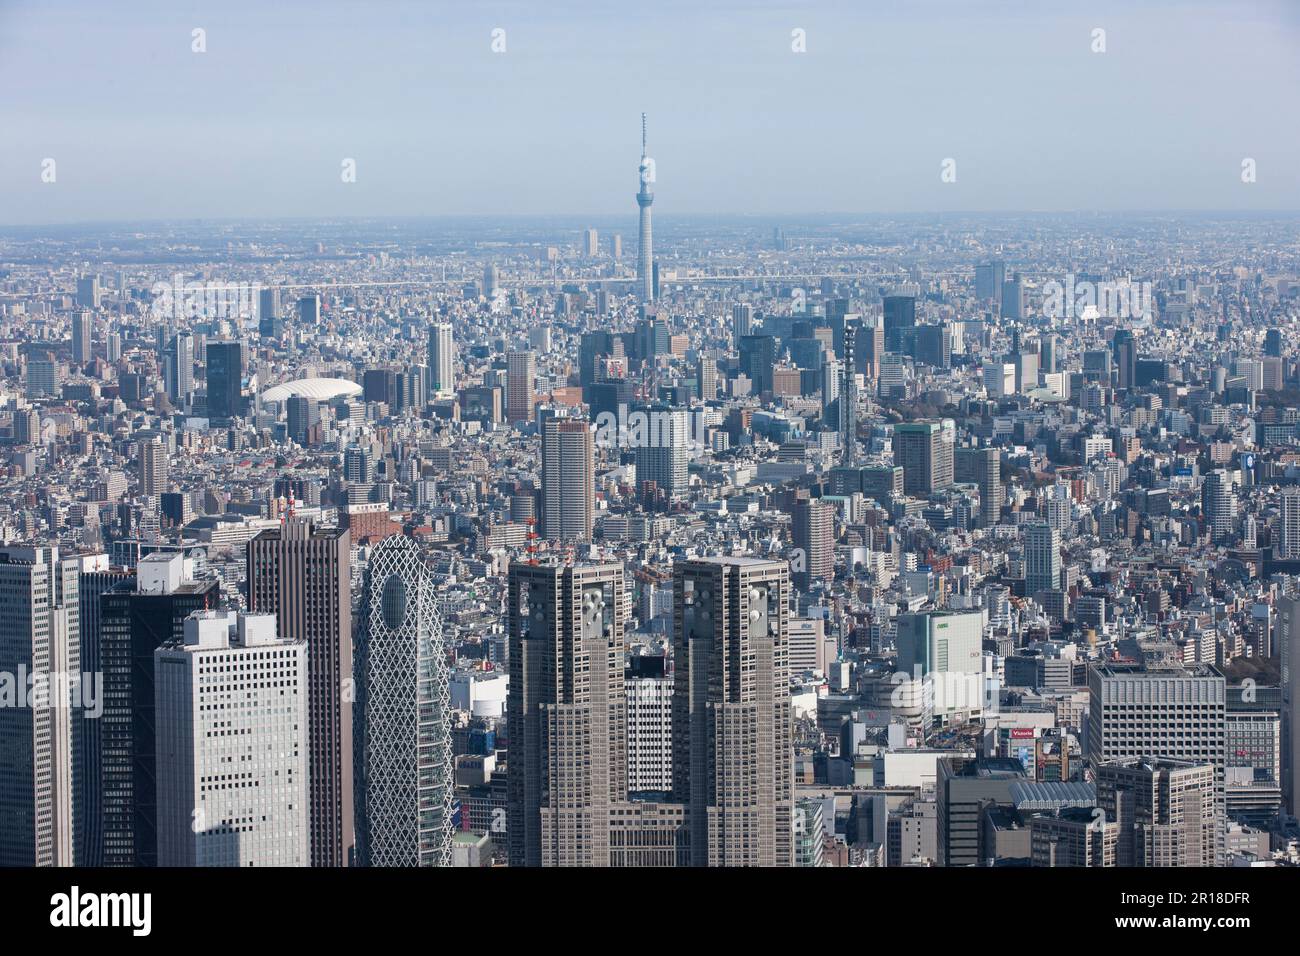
[
  {"x1": 154, "y1": 611, "x2": 309, "y2": 867},
  {"x1": 426, "y1": 322, "x2": 455, "y2": 399},
  {"x1": 542, "y1": 418, "x2": 594, "y2": 541},
  {"x1": 633, "y1": 405, "x2": 689, "y2": 498},
  {"x1": 164, "y1": 331, "x2": 195, "y2": 407}
]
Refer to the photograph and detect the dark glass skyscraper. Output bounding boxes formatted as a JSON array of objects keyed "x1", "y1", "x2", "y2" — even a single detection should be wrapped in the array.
[
  {"x1": 99, "y1": 555, "x2": 216, "y2": 867},
  {"x1": 205, "y1": 340, "x2": 244, "y2": 422}
]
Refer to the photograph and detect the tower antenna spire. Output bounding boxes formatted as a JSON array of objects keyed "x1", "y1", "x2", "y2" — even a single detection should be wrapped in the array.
[{"x1": 641, "y1": 112, "x2": 647, "y2": 157}]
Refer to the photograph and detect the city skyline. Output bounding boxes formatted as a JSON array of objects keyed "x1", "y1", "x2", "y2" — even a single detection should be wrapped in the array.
[{"x1": 3, "y1": 2, "x2": 1300, "y2": 933}]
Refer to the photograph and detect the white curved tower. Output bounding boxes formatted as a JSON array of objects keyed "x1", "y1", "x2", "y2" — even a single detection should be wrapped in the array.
[
  {"x1": 636, "y1": 113, "x2": 655, "y2": 302},
  {"x1": 354, "y1": 535, "x2": 453, "y2": 866}
]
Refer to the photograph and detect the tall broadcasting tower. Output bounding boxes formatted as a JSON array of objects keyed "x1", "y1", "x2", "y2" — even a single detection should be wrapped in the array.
[
  {"x1": 636, "y1": 113, "x2": 654, "y2": 301},
  {"x1": 840, "y1": 324, "x2": 859, "y2": 466}
]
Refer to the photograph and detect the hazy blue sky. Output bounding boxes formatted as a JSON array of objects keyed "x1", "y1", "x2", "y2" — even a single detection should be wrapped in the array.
[{"x1": 1, "y1": 0, "x2": 1297, "y2": 224}]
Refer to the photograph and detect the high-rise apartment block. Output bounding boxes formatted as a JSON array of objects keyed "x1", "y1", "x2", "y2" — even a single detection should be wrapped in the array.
[
  {"x1": 541, "y1": 418, "x2": 594, "y2": 541},
  {"x1": 427, "y1": 322, "x2": 455, "y2": 399},
  {"x1": 792, "y1": 495, "x2": 834, "y2": 590}
]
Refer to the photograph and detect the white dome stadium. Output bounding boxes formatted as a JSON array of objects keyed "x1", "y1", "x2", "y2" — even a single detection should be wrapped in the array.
[{"x1": 261, "y1": 377, "x2": 363, "y2": 403}]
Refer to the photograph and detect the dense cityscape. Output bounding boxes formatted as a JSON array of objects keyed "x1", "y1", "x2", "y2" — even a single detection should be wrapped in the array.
[
  {"x1": 4, "y1": 166, "x2": 1300, "y2": 871},
  {"x1": 3, "y1": 12, "x2": 1300, "y2": 941}
]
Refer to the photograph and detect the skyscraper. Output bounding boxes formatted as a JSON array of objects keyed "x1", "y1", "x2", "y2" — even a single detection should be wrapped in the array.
[
  {"x1": 0, "y1": 547, "x2": 81, "y2": 867},
  {"x1": 1096, "y1": 757, "x2": 1219, "y2": 867},
  {"x1": 154, "y1": 611, "x2": 309, "y2": 867},
  {"x1": 354, "y1": 535, "x2": 454, "y2": 867},
  {"x1": 1113, "y1": 328, "x2": 1137, "y2": 391},
  {"x1": 75, "y1": 274, "x2": 101, "y2": 309},
  {"x1": 507, "y1": 562, "x2": 626, "y2": 866},
  {"x1": 672, "y1": 557, "x2": 793, "y2": 866},
  {"x1": 71, "y1": 311, "x2": 93, "y2": 365},
  {"x1": 1024, "y1": 522, "x2": 1061, "y2": 595},
  {"x1": 205, "y1": 340, "x2": 244, "y2": 422},
  {"x1": 139, "y1": 436, "x2": 168, "y2": 498},
  {"x1": 1202, "y1": 469, "x2": 1237, "y2": 543},
  {"x1": 298, "y1": 294, "x2": 320, "y2": 325},
  {"x1": 258, "y1": 286, "x2": 280, "y2": 323},
  {"x1": 633, "y1": 404, "x2": 689, "y2": 498},
  {"x1": 732, "y1": 303, "x2": 754, "y2": 341},
  {"x1": 506, "y1": 349, "x2": 535, "y2": 424},
  {"x1": 696, "y1": 354, "x2": 717, "y2": 400},
  {"x1": 541, "y1": 418, "x2": 594, "y2": 541},
  {"x1": 1265, "y1": 326, "x2": 1284, "y2": 358},
  {"x1": 1087, "y1": 662, "x2": 1226, "y2": 865},
  {"x1": 636, "y1": 113, "x2": 655, "y2": 302},
  {"x1": 247, "y1": 518, "x2": 354, "y2": 868},
  {"x1": 427, "y1": 322, "x2": 455, "y2": 399},
  {"x1": 99, "y1": 552, "x2": 217, "y2": 867},
  {"x1": 285, "y1": 395, "x2": 320, "y2": 446},
  {"x1": 76, "y1": 554, "x2": 133, "y2": 867},
  {"x1": 164, "y1": 331, "x2": 194, "y2": 407},
  {"x1": 739, "y1": 334, "x2": 777, "y2": 396},
  {"x1": 1280, "y1": 592, "x2": 1300, "y2": 818},
  {"x1": 955, "y1": 445, "x2": 1001, "y2": 527},
  {"x1": 975, "y1": 260, "x2": 1005, "y2": 307},
  {"x1": 894, "y1": 421, "x2": 954, "y2": 497},
  {"x1": 626, "y1": 656, "x2": 673, "y2": 794},
  {"x1": 25, "y1": 358, "x2": 59, "y2": 399},
  {"x1": 882, "y1": 294, "x2": 916, "y2": 352},
  {"x1": 792, "y1": 495, "x2": 834, "y2": 591}
]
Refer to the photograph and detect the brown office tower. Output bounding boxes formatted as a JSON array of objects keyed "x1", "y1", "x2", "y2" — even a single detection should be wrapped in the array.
[
  {"x1": 1097, "y1": 756, "x2": 1219, "y2": 867},
  {"x1": 506, "y1": 349, "x2": 536, "y2": 424},
  {"x1": 247, "y1": 517, "x2": 354, "y2": 866},
  {"x1": 507, "y1": 562, "x2": 626, "y2": 866},
  {"x1": 673, "y1": 558, "x2": 794, "y2": 866},
  {"x1": 791, "y1": 495, "x2": 834, "y2": 591}
]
